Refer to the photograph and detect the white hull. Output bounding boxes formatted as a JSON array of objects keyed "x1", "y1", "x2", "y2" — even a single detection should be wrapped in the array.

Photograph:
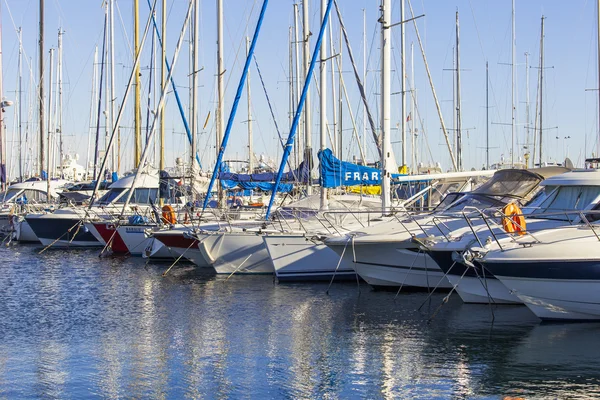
[
  {"x1": 495, "y1": 275, "x2": 600, "y2": 320},
  {"x1": 328, "y1": 241, "x2": 451, "y2": 289},
  {"x1": 117, "y1": 226, "x2": 171, "y2": 259},
  {"x1": 38, "y1": 237, "x2": 101, "y2": 248},
  {"x1": 14, "y1": 219, "x2": 38, "y2": 243},
  {"x1": 263, "y1": 234, "x2": 357, "y2": 281},
  {"x1": 198, "y1": 231, "x2": 272, "y2": 274},
  {"x1": 446, "y1": 274, "x2": 521, "y2": 304}
]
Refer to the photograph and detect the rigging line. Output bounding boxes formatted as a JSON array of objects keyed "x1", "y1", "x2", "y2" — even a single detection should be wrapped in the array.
[
  {"x1": 115, "y1": 0, "x2": 134, "y2": 58},
  {"x1": 467, "y1": 0, "x2": 488, "y2": 62}
]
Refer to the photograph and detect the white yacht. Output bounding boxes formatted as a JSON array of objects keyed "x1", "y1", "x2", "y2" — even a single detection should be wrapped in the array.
[
  {"x1": 425, "y1": 169, "x2": 600, "y2": 304},
  {"x1": 26, "y1": 170, "x2": 161, "y2": 248},
  {"x1": 0, "y1": 179, "x2": 69, "y2": 242},
  {"x1": 324, "y1": 168, "x2": 566, "y2": 290},
  {"x1": 474, "y1": 222, "x2": 600, "y2": 321}
]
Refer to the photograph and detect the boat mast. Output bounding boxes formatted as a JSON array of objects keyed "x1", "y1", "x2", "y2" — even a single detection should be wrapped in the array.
[
  {"x1": 410, "y1": 42, "x2": 415, "y2": 173},
  {"x1": 486, "y1": 61, "x2": 489, "y2": 169},
  {"x1": 381, "y1": 0, "x2": 392, "y2": 212},
  {"x1": 159, "y1": 0, "x2": 166, "y2": 174},
  {"x1": 191, "y1": 0, "x2": 199, "y2": 193},
  {"x1": 293, "y1": 4, "x2": 302, "y2": 169},
  {"x1": 320, "y1": 0, "x2": 328, "y2": 210},
  {"x1": 0, "y1": 3, "x2": 4, "y2": 190},
  {"x1": 456, "y1": 10, "x2": 462, "y2": 171},
  {"x1": 288, "y1": 27, "x2": 294, "y2": 166},
  {"x1": 362, "y1": 8, "x2": 367, "y2": 163},
  {"x1": 18, "y1": 27, "x2": 23, "y2": 182},
  {"x1": 246, "y1": 36, "x2": 254, "y2": 173},
  {"x1": 538, "y1": 16, "x2": 544, "y2": 166},
  {"x1": 511, "y1": 0, "x2": 515, "y2": 166},
  {"x1": 525, "y1": 51, "x2": 530, "y2": 167},
  {"x1": 302, "y1": 0, "x2": 312, "y2": 195},
  {"x1": 57, "y1": 29, "x2": 64, "y2": 176},
  {"x1": 87, "y1": 47, "x2": 98, "y2": 180},
  {"x1": 47, "y1": 48, "x2": 54, "y2": 195},
  {"x1": 328, "y1": 21, "x2": 337, "y2": 156},
  {"x1": 217, "y1": 0, "x2": 225, "y2": 207},
  {"x1": 400, "y1": 0, "x2": 406, "y2": 170},
  {"x1": 39, "y1": 0, "x2": 45, "y2": 177},
  {"x1": 109, "y1": 0, "x2": 117, "y2": 174},
  {"x1": 337, "y1": 25, "x2": 343, "y2": 160},
  {"x1": 134, "y1": 0, "x2": 142, "y2": 167}
]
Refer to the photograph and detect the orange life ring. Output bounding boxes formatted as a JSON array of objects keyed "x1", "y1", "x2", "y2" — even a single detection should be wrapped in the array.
[
  {"x1": 161, "y1": 205, "x2": 177, "y2": 225},
  {"x1": 501, "y1": 203, "x2": 526, "y2": 235}
]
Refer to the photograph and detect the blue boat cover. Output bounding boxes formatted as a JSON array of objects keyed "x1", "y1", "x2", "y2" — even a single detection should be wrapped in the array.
[
  {"x1": 221, "y1": 180, "x2": 293, "y2": 193},
  {"x1": 318, "y1": 149, "x2": 383, "y2": 188}
]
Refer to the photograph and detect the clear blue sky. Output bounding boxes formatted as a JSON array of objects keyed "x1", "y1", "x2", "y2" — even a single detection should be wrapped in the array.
[{"x1": 0, "y1": 0, "x2": 598, "y2": 177}]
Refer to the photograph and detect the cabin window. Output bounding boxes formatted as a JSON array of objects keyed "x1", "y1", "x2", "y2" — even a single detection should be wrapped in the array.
[
  {"x1": 98, "y1": 188, "x2": 125, "y2": 205},
  {"x1": 115, "y1": 188, "x2": 159, "y2": 204},
  {"x1": 0, "y1": 189, "x2": 22, "y2": 203},
  {"x1": 22, "y1": 190, "x2": 48, "y2": 203},
  {"x1": 529, "y1": 186, "x2": 600, "y2": 221}
]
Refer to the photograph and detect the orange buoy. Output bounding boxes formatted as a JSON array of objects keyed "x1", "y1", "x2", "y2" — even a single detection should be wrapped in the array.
[
  {"x1": 161, "y1": 205, "x2": 177, "y2": 225},
  {"x1": 501, "y1": 203, "x2": 526, "y2": 236}
]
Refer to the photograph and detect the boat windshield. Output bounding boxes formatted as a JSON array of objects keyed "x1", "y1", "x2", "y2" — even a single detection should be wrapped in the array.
[
  {"x1": 471, "y1": 169, "x2": 541, "y2": 198},
  {"x1": 0, "y1": 188, "x2": 22, "y2": 203},
  {"x1": 527, "y1": 186, "x2": 600, "y2": 221},
  {"x1": 97, "y1": 188, "x2": 125, "y2": 205},
  {"x1": 441, "y1": 193, "x2": 506, "y2": 213}
]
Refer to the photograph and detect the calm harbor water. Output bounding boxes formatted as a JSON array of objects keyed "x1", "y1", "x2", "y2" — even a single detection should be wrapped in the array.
[{"x1": 0, "y1": 244, "x2": 599, "y2": 399}]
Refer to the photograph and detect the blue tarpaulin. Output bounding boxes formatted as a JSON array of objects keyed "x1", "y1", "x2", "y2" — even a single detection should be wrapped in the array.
[
  {"x1": 221, "y1": 180, "x2": 293, "y2": 193},
  {"x1": 319, "y1": 149, "x2": 383, "y2": 188}
]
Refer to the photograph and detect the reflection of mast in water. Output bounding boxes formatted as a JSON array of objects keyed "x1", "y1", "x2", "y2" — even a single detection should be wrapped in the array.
[{"x1": 36, "y1": 341, "x2": 69, "y2": 398}]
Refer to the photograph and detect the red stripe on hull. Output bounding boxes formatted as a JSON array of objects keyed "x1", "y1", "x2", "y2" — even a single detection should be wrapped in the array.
[{"x1": 93, "y1": 223, "x2": 129, "y2": 254}]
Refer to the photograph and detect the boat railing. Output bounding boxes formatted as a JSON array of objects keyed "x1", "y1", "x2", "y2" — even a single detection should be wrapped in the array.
[{"x1": 462, "y1": 209, "x2": 600, "y2": 251}]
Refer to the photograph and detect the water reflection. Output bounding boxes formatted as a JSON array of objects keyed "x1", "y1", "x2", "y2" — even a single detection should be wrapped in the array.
[{"x1": 1, "y1": 245, "x2": 600, "y2": 398}]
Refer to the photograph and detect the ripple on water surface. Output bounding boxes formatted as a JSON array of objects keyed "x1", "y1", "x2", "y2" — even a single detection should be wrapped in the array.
[{"x1": 0, "y1": 244, "x2": 599, "y2": 399}]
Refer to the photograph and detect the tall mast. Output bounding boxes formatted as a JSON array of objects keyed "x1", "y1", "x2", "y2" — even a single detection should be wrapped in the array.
[
  {"x1": 217, "y1": 0, "x2": 225, "y2": 206},
  {"x1": 134, "y1": 0, "x2": 141, "y2": 166},
  {"x1": 293, "y1": 4, "x2": 302, "y2": 168},
  {"x1": 0, "y1": 3, "x2": 4, "y2": 189},
  {"x1": 18, "y1": 27, "x2": 23, "y2": 181},
  {"x1": 511, "y1": 0, "x2": 515, "y2": 166},
  {"x1": 104, "y1": 5, "x2": 110, "y2": 174},
  {"x1": 160, "y1": 0, "x2": 166, "y2": 173},
  {"x1": 39, "y1": 0, "x2": 45, "y2": 177},
  {"x1": 455, "y1": 10, "x2": 462, "y2": 170},
  {"x1": 109, "y1": 0, "x2": 117, "y2": 173},
  {"x1": 302, "y1": 0, "x2": 312, "y2": 195},
  {"x1": 47, "y1": 48, "x2": 54, "y2": 195},
  {"x1": 57, "y1": 29, "x2": 64, "y2": 175},
  {"x1": 288, "y1": 27, "x2": 294, "y2": 166},
  {"x1": 87, "y1": 47, "x2": 98, "y2": 180},
  {"x1": 539, "y1": 16, "x2": 545, "y2": 166},
  {"x1": 410, "y1": 41, "x2": 415, "y2": 173},
  {"x1": 246, "y1": 37, "x2": 254, "y2": 173},
  {"x1": 362, "y1": 8, "x2": 367, "y2": 163},
  {"x1": 598, "y1": 0, "x2": 600, "y2": 156},
  {"x1": 486, "y1": 61, "x2": 489, "y2": 169},
  {"x1": 525, "y1": 51, "x2": 530, "y2": 167},
  {"x1": 191, "y1": 0, "x2": 199, "y2": 191},
  {"x1": 381, "y1": 0, "x2": 392, "y2": 212},
  {"x1": 337, "y1": 25, "x2": 343, "y2": 160},
  {"x1": 328, "y1": 21, "x2": 337, "y2": 157},
  {"x1": 319, "y1": 0, "x2": 328, "y2": 210},
  {"x1": 400, "y1": 0, "x2": 406, "y2": 169}
]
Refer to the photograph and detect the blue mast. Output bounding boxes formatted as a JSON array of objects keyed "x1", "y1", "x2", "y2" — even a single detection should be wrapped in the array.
[
  {"x1": 201, "y1": 0, "x2": 269, "y2": 212},
  {"x1": 264, "y1": 0, "x2": 334, "y2": 220}
]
